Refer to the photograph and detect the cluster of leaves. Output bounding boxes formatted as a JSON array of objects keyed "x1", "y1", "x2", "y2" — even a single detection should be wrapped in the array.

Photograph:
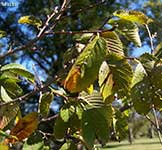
[
  {"x1": 60, "y1": 10, "x2": 162, "y2": 149},
  {"x1": 0, "y1": 64, "x2": 38, "y2": 149},
  {"x1": 0, "y1": 9, "x2": 162, "y2": 150}
]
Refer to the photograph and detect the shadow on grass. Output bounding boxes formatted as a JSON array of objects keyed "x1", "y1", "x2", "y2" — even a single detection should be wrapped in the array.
[{"x1": 101, "y1": 140, "x2": 160, "y2": 149}]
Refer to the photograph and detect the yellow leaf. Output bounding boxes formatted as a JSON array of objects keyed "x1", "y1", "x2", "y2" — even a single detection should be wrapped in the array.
[
  {"x1": 18, "y1": 16, "x2": 42, "y2": 28},
  {"x1": 5, "y1": 112, "x2": 38, "y2": 144},
  {"x1": 64, "y1": 36, "x2": 107, "y2": 93},
  {"x1": 0, "y1": 143, "x2": 8, "y2": 150},
  {"x1": 86, "y1": 84, "x2": 94, "y2": 94},
  {"x1": 14, "y1": 109, "x2": 22, "y2": 124},
  {"x1": 114, "y1": 10, "x2": 153, "y2": 25},
  {"x1": 64, "y1": 66, "x2": 81, "y2": 93},
  {"x1": 0, "y1": 103, "x2": 19, "y2": 129}
]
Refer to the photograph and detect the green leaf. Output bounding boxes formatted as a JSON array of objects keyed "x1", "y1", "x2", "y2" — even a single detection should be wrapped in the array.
[
  {"x1": 76, "y1": 33, "x2": 93, "y2": 44},
  {"x1": 101, "y1": 31, "x2": 124, "y2": 55},
  {"x1": 27, "y1": 131, "x2": 43, "y2": 145},
  {"x1": 40, "y1": 92, "x2": 54, "y2": 117},
  {"x1": 54, "y1": 116, "x2": 68, "y2": 140},
  {"x1": 60, "y1": 108, "x2": 73, "y2": 122},
  {"x1": 0, "y1": 86, "x2": 13, "y2": 102},
  {"x1": 1, "y1": 63, "x2": 34, "y2": 82},
  {"x1": 0, "y1": 30, "x2": 7, "y2": 38},
  {"x1": 99, "y1": 61, "x2": 114, "y2": 103},
  {"x1": 0, "y1": 103, "x2": 19, "y2": 129},
  {"x1": 79, "y1": 92, "x2": 105, "y2": 109},
  {"x1": 113, "y1": 10, "x2": 153, "y2": 25},
  {"x1": 131, "y1": 78, "x2": 152, "y2": 114},
  {"x1": 149, "y1": 66, "x2": 162, "y2": 107},
  {"x1": 99, "y1": 53, "x2": 133, "y2": 102},
  {"x1": 54, "y1": 100, "x2": 83, "y2": 139},
  {"x1": 60, "y1": 105, "x2": 75, "y2": 122},
  {"x1": 81, "y1": 106, "x2": 112, "y2": 148},
  {"x1": 75, "y1": 104, "x2": 83, "y2": 120},
  {"x1": 131, "y1": 63, "x2": 147, "y2": 87},
  {"x1": 131, "y1": 62, "x2": 162, "y2": 114},
  {"x1": 60, "y1": 140, "x2": 77, "y2": 150},
  {"x1": 139, "y1": 53, "x2": 157, "y2": 72},
  {"x1": 154, "y1": 42, "x2": 162, "y2": 58},
  {"x1": 114, "y1": 110, "x2": 129, "y2": 140},
  {"x1": 23, "y1": 141, "x2": 49, "y2": 150},
  {"x1": 109, "y1": 19, "x2": 141, "y2": 47},
  {"x1": 18, "y1": 15, "x2": 42, "y2": 28},
  {"x1": 63, "y1": 46, "x2": 80, "y2": 65},
  {"x1": 0, "y1": 78, "x2": 23, "y2": 98},
  {"x1": 0, "y1": 71, "x2": 20, "y2": 82},
  {"x1": 64, "y1": 36, "x2": 107, "y2": 93}
]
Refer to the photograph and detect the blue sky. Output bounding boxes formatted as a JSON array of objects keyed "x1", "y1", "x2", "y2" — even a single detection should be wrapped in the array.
[{"x1": 0, "y1": 0, "x2": 155, "y2": 78}]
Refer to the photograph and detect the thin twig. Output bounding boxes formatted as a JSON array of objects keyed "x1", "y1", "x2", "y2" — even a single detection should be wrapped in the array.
[
  {"x1": 41, "y1": 114, "x2": 59, "y2": 122},
  {"x1": 152, "y1": 105, "x2": 162, "y2": 145},
  {"x1": 45, "y1": 28, "x2": 116, "y2": 35},
  {"x1": 37, "y1": 7, "x2": 59, "y2": 38},
  {"x1": 38, "y1": 130, "x2": 54, "y2": 139},
  {"x1": 50, "y1": 87, "x2": 68, "y2": 101},
  {"x1": 145, "y1": 24, "x2": 154, "y2": 54},
  {"x1": 32, "y1": 64, "x2": 43, "y2": 113},
  {"x1": 0, "y1": 37, "x2": 40, "y2": 60},
  {"x1": 0, "y1": 86, "x2": 45, "y2": 107},
  {"x1": 49, "y1": 0, "x2": 71, "y2": 31},
  {"x1": 120, "y1": 103, "x2": 133, "y2": 112},
  {"x1": 145, "y1": 115, "x2": 162, "y2": 133}
]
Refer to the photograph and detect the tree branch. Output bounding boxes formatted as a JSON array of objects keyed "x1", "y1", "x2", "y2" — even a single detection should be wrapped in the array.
[
  {"x1": 0, "y1": 78, "x2": 68, "y2": 107},
  {"x1": 45, "y1": 28, "x2": 116, "y2": 35},
  {"x1": 0, "y1": 0, "x2": 110, "y2": 60},
  {"x1": 0, "y1": 0, "x2": 70, "y2": 60},
  {"x1": 0, "y1": 37, "x2": 39, "y2": 60}
]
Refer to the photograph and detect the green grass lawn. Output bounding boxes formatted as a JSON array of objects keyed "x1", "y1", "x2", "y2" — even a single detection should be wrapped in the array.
[{"x1": 97, "y1": 138, "x2": 161, "y2": 150}]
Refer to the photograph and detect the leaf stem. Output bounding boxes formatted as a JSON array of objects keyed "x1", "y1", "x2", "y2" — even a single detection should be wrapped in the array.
[{"x1": 145, "y1": 24, "x2": 154, "y2": 54}]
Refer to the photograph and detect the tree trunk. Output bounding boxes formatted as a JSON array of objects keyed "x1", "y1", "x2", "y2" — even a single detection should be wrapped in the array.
[
  {"x1": 128, "y1": 128, "x2": 133, "y2": 144},
  {"x1": 148, "y1": 124, "x2": 155, "y2": 138}
]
